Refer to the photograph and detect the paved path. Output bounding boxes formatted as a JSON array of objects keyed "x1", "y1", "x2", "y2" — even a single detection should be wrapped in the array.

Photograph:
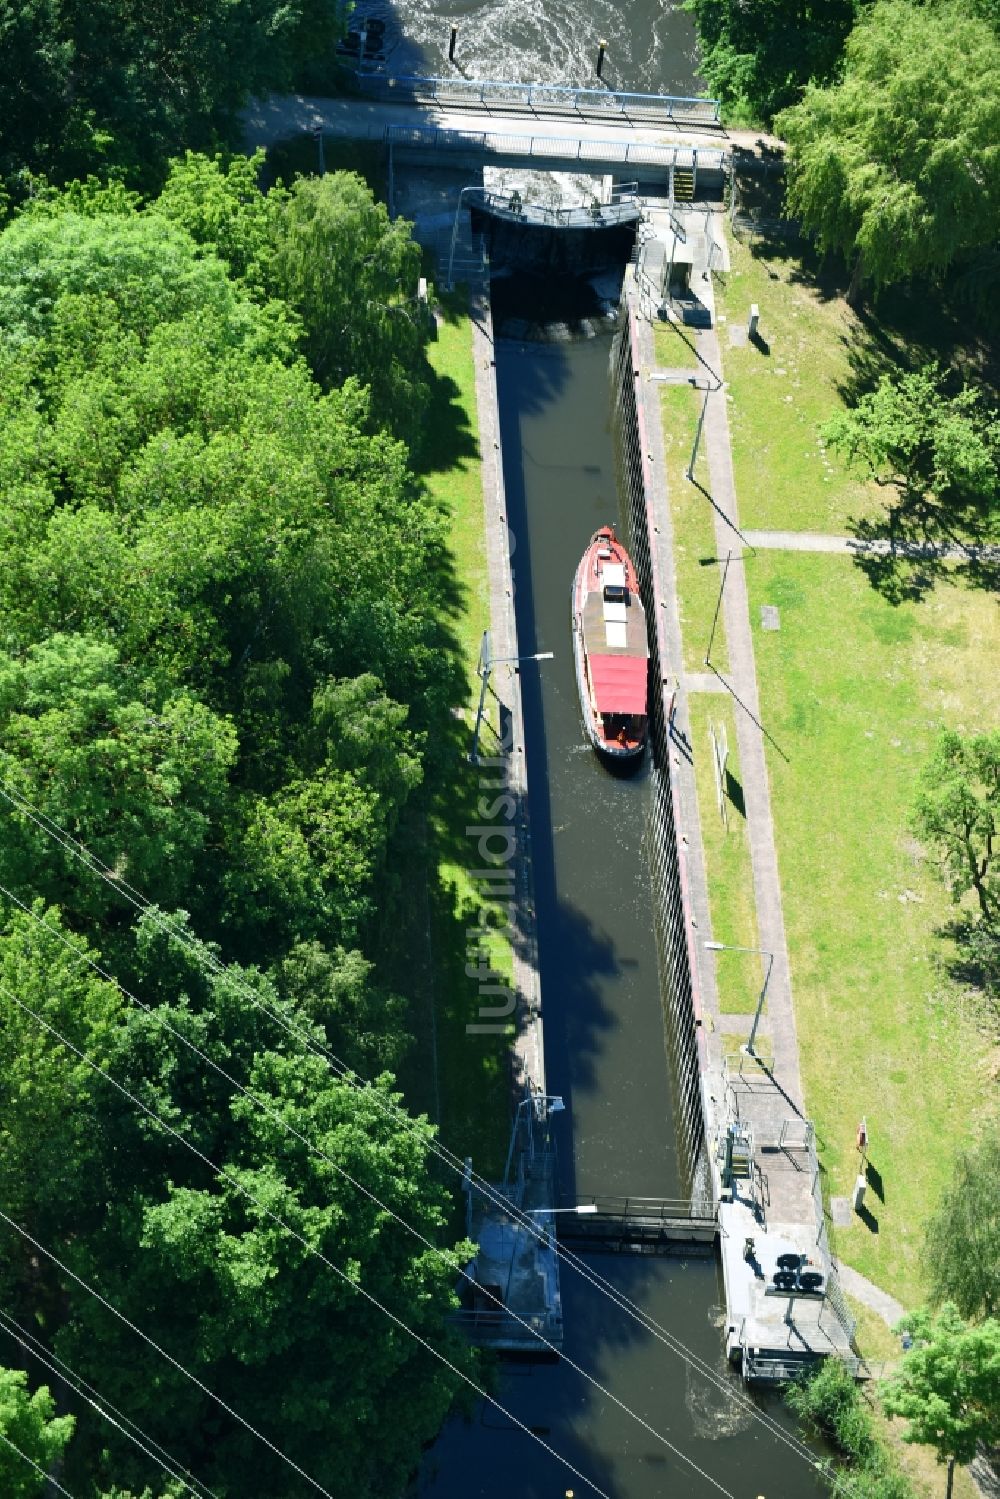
[
  {"x1": 468, "y1": 289, "x2": 546, "y2": 1090},
  {"x1": 834, "y1": 1263, "x2": 906, "y2": 1329},
  {"x1": 744, "y1": 529, "x2": 1000, "y2": 561},
  {"x1": 694, "y1": 317, "x2": 805, "y2": 1110}
]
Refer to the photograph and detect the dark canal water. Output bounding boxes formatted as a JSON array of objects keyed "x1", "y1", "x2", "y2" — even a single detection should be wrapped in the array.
[
  {"x1": 384, "y1": 0, "x2": 823, "y2": 1483},
  {"x1": 417, "y1": 289, "x2": 828, "y2": 1499}
]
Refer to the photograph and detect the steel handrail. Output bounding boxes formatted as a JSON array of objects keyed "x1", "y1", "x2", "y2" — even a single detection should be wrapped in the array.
[{"x1": 357, "y1": 73, "x2": 721, "y2": 120}]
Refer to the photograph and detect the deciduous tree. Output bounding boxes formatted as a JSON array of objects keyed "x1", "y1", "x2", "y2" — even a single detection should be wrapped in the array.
[
  {"x1": 0, "y1": 634, "x2": 237, "y2": 925},
  {"x1": 0, "y1": 0, "x2": 347, "y2": 197},
  {"x1": 912, "y1": 729, "x2": 1000, "y2": 927},
  {"x1": 0, "y1": 1368, "x2": 75, "y2": 1499},
  {"x1": 684, "y1": 0, "x2": 858, "y2": 122},
  {"x1": 269, "y1": 174, "x2": 431, "y2": 449},
  {"x1": 823, "y1": 364, "x2": 999, "y2": 551},
  {"x1": 883, "y1": 1305, "x2": 1000, "y2": 1497},
  {"x1": 777, "y1": 1, "x2": 1000, "y2": 297},
  {"x1": 160, "y1": 158, "x2": 434, "y2": 450},
  {"x1": 925, "y1": 1125, "x2": 1000, "y2": 1322}
]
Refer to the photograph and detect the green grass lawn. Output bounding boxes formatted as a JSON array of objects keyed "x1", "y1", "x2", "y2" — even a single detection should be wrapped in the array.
[
  {"x1": 714, "y1": 236, "x2": 877, "y2": 533},
  {"x1": 687, "y1": 694, "x2": 761, "y2": 1016},
  {"x1": 422, "y1": 292, "x2": 490, "y2": 692},
  {"x1": 393, "y1": 289, "x2": 511, "y2": 1181},
  {"x1": 749, "y1": 551, "x2": 1000, "y2": 1306},
  {"x1": 658, "y1": 376, "x2": 731, "y2": 675}
]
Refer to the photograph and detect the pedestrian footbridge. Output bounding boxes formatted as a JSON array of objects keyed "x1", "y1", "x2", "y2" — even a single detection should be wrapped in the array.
[{"x1": 554, "y1": 1196, "x2": 719, "y2": 1255}]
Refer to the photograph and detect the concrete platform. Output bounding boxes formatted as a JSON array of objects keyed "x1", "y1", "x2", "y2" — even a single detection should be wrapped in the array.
[
  {"x1": 714, "y1": 1054, "x2": 855, "y2": 1379},
  {"x1": 461, "y1": 1138, "x2": 563, "y2": 1353}
]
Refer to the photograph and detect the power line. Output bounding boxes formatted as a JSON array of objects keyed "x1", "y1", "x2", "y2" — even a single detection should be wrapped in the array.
[
  {"x1": 0, "y1": 1424, "x2": 77, "y2": 1498},
  {"x1": 0, "y1": 979, "x2": 614, "y2": 1499},
  {"x1": 0, "y1": 1309, "x2": 218, "y2": 1499},
  {"x1": 0, "y1": 779, "x2": 827, "y2": 1475},
  {"x1": 0, "y1": 886, "x2": 737, "y2": 1497},
  {"x1": 0, "y1": 780, "x2": 828, "y2": 1478}
]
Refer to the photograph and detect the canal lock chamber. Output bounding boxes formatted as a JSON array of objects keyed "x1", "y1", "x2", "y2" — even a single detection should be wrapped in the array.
[{"x1": 417, "y1": 257, "x2": 831, "y2": 1499}]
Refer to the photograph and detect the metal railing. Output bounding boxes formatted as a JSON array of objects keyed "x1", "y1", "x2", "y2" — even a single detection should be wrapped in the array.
[
  {"x1": 468, "y1": 184, "x2": 641, "y2": 229},
  {"x1": 778, "y1": 1117, "x2": 814, "y2": 1150},
  {"x1": 358, "y1": 72, "x2": 721, "y2": 124},
  {"x1": 384, "y1": 122, "x2": 725, "y2": 173},
  {"x1": 565, "y1": 1194, "x2": 718, "y2": 1223},
  {"x1": 451, "y1": 1307, "x2": 561, "y2": 1336}
]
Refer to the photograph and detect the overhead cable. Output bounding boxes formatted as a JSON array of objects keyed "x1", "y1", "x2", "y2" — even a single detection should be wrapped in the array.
[
  {"x1": 0, "y1": 979, "x2": 616, "y2": 1499},
  {"x1": 0, "y1": 1307, "x2": 219, "y2": 1499},
  {"x1": 0, "y1": 884, "x2": 735, "y2": 1498},
  {"x1": 0, "y1": 778, "x2": 826, "y2": 1479}
]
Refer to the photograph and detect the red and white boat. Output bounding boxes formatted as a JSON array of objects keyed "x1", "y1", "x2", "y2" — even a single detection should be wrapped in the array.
[{"x1": 571, "y1": 526, "x2": 650, "y2": 760}]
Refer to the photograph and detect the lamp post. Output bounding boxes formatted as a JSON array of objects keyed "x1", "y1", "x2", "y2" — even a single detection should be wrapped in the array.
[
  {"x1": 704, "y1": 940, "x2": 774, "y2": 1059},
  {"x1": 469, "y1": 630, "x2": 553, "y2": 765},
  {"x1": 502, "y1": 1094, "x2": 564, "y2": 1192}
]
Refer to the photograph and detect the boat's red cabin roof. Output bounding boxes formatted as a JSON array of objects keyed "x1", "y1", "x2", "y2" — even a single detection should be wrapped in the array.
[{"x1": 588, "y1": 654, "x2": 647, "y2": 715}]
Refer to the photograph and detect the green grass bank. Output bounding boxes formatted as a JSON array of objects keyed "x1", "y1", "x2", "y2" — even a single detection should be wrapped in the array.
[{"x1": 658, "y1": 229, "x2": 999, "y2": 1311}]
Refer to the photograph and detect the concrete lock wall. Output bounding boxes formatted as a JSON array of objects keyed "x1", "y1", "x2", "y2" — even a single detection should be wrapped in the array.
[{"x1": 611, "y1": 304, "x2": 708, "y2": 1188}]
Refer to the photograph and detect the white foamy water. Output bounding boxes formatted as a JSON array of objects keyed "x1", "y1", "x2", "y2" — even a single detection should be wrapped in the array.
[{"x1": 353, "y1": 0, "x2": 702, "y2": 96}]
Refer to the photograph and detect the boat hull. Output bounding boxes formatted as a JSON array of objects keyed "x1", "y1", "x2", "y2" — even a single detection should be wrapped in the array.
[{"x1": 571, "y1": 526, "x2": 650, "y2": 761}]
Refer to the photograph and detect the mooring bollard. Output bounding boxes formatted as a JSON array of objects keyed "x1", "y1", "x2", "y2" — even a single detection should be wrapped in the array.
[
  {"x1": 596, "y1": 39, "x2": 607, "y2": 78},
  {"x1": 449, "y1": 24, "x2": 458, "y2": 62}
]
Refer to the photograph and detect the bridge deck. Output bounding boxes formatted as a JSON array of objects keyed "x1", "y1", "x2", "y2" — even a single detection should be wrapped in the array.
[{"x1": 555, "y1": 1196, "x2": 718, "y2": 1255}]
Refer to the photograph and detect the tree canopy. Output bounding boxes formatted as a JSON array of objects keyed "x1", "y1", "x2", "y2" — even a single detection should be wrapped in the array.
[
  {"x1": 0, "y1": 0, "x2": 346, "y2": 198},
  {"x1": 912, "y1": 730, "x2": 1000, "y2": 927},
  {"x1": 911, "y1": 728, "x2": 1000, "y2": 1007},
  {"x1": 0, "y1": 1367, "x2": 75, "y2": 1498},
  {"x1": 683, "y1": 0, "x2": 859, "y2": 123},
  {"x1": 924, "y1": 1125, "x2": 1000, "y2": 1322},
  {"x1": 0, "y1": 908, "x2": 475, "y2": 1499},
  {"x1": 883, "y1": 1305, "x2": 1000, "y2": 1485},
  {"x1": 0, "y1": 164, "x2": 474, "y2": 1496},
  {"x1": 777, "y1": 1, "x2": 1000, "y2": 296},
  {"x1": 158, "y1": 154, "x2": 432, "y2": 450},
  {"x1": 823, "y1": 364, "x2": 1000, "y2": 567}
]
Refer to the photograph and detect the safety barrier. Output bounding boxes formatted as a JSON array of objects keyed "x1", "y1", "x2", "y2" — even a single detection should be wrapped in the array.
[
  {"x1": 385, "y1": 122, "x2": 725, "y2": 173},
  {"x1": 469, "y1": 184, "x2": 640, "y2": 229},
  {"x1": 359, "y1": 72, "x2": 721, "y2": 125}
]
